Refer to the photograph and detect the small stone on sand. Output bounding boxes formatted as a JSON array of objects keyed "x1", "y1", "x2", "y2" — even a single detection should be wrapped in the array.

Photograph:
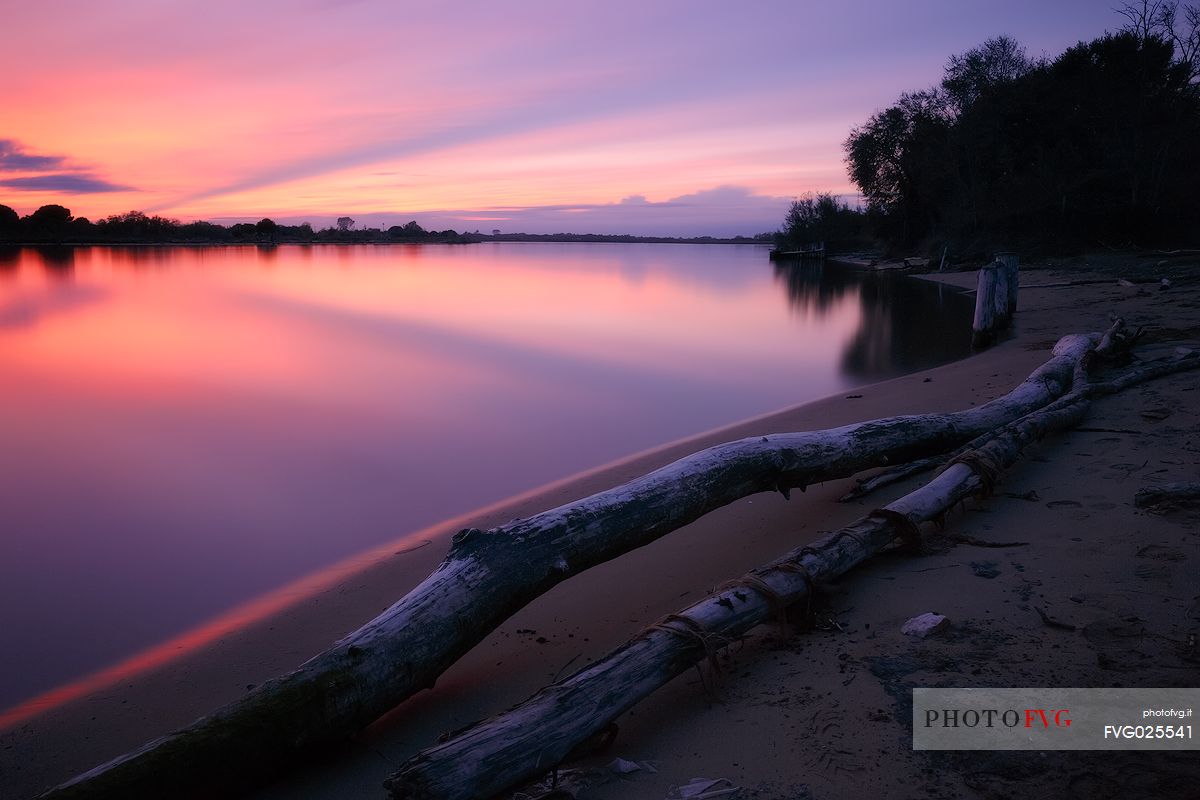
[{"x1": 901, "y1": 613, "x2": 950, "y2": 638}]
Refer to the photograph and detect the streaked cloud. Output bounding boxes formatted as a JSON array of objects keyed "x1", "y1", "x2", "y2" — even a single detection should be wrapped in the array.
[
  {"x1": 0, "y1": 140, "x2": 65, "y2": 172},
  {"x1": 0, "y1": 139, "x2": 132, "y2": 195},
  {"x1": 0, "y1": 175, "x2": 131, "y2": 194}
]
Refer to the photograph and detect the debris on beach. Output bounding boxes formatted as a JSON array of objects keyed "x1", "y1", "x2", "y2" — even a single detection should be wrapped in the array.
[
  {"x1": 1034, "y1": 606, "x2": 1077, "y2": 631},
  {"x1": 510, "y1": 767, "x2": 602, "y2": 800},
  {"x1": 666, "y1": 777, "x2": 741, "y2": 799},
  {"x1": 970, "y1": 560, "x2": 1001, "y2": 578},
  {"x1": 608, "y1": 757, "x2": 642, "y2": 775},
  {"x1": 901, "y1": 613, "x2": 950, "y2": 638}
]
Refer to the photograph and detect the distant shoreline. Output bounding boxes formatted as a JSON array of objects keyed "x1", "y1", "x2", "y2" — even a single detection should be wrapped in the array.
[
  {"x1": 0, "y1": 235, "x2": 773, "y2": 247},
  {"x1": 2, "y1": 205, "x2": 771, "y2": 248}
]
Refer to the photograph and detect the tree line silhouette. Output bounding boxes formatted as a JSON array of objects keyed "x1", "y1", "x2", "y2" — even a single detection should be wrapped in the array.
[
  {"x1": 780, "y1": 4, "x2": 1200, "y2": 257},
  {"x1": 0, "y1": 206, "x2": 472, "y2": 245},
  {"x1": 0, "y1": 204, "x2": 778, "y2": 247}
]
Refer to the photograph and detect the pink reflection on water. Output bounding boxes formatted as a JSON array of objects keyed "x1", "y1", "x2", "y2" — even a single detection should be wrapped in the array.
[
  {"x1": 0, "y1": 243, "x2": 968, "y2": 720},
  {"x1": 0, "y1": 524, "x2": 442, "y2": 731}
]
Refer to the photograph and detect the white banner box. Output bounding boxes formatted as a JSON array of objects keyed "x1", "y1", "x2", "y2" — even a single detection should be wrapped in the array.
[{"x1": 913, "y1": 688, "x2": 1198, "y2": 750}]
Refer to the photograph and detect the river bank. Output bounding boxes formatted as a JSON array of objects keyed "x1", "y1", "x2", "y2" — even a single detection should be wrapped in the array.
[{"x1": 3, "y1": 257, "x2": 1198, "y2": 799}]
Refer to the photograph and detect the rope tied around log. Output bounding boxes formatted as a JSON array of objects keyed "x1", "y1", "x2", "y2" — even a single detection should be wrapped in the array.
[
  {"x1": 647, "y1": 613, "x2": 729, "y2": 694},
  {"x1": 937, "y1": 447, "x2": 1005, "y2": 495},
  {"x1": 714, "y1": 573, "x2": 790, "y2": 631},
  {"x1": 867, "y1": 508, "x2": 922, "y2": 551},
  {"x1": 764, "y1": 556, "x2": 823, "y2": 630}
]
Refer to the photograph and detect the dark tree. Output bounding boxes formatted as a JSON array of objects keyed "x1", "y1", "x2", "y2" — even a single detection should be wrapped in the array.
[
  {"x1": 0, "y1": 204, "x2": 19, "y2": 239},
  {"x1": 941, "y1": 36, "x2": 1033, "y2": 113},
  {"x1": 255, "y1": 218, "x2": 279, "y2": 242},
  {"x1": 27, "y1": 204, "x2": 73, "y2": 227},
  {"x1": 388, "y1": 220, "x2": 429, "y2": 239},
  {"x1": 178, "y1": 220, "x2": 232, "y2": 241},
  {"x1": 777, "y1": 193, "x2": 868, "y2": 251},
  {"x1": 1118, "y1": 0, "x2": 1200, "y2": 80},
  {"x1": 844, "y1": 90, "x2": 953, "y2": 247},
  {"x1": 70, "y1": 216, "x2": 96, "y2": 239},
  {"x1": 24, "y1": 204, "x2": 74, "y2": 241},
  {"x1": 97, "y1": 210, "x2": 181, "y2": 241},
  {"x1": 843, "y1": 24, "x2": 1200, "y2": 254},
  {"x1": 229, "y1": 223, "x2": 258, "y2": 241}
]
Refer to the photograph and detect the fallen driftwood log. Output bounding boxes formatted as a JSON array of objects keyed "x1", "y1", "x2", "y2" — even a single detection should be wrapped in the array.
[
  {"x1": 385, "y1": 345, "x2": 1199, "y2": 800},
  {"x1": 842, "y1": 319, "x2": 1133, "y2": 502},
  {"x1": 39, "y1": 336, "x2": 1101, "y2": 799}
]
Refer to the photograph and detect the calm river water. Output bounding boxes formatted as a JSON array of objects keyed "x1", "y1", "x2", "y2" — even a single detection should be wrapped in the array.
[{"x1": 0, "y1": 242, "x2": 971, "y2": 711}]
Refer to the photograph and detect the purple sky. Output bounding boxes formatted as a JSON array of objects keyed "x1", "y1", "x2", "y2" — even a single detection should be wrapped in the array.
[{"x1": 2, "y1": 1, "x2": 1126, "y2": 235}]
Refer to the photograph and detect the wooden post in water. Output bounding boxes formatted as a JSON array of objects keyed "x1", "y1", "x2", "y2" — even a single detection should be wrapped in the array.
[
  {"x1": 972, "y1": 254, "x2": 1020, "y2": 349},
  {"x1": 972, "y1": 261, "x2": 1001, "y2": 348},
  {"x1": 992, "y1": 260, "x2": 1011, "y2": 329},
  {"x1": 996, "y1": 251, "x2": 1019, "y2": 314}
]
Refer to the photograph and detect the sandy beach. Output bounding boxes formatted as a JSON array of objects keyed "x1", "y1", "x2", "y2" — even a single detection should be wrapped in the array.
[{"x1": 3, "y1": 255, "x2": 1198, "y2": 799}]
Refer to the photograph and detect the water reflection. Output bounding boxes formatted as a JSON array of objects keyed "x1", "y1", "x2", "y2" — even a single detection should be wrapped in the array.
[
  {"x1": 0, "y1": 284, "x2": 109, "y2": 331},
  {"x1": 773, "y1": 260, "x2": 973, "y2": 377},
  {"x1": 31, "y1": 245, "x2": 77, "y2": 277},
  {"x1": 0, "y1": 246, "x2": 19, "y2": 272},
  {"x1": 772, "y1": 260, "x2": 856, "y2": 316},
  {"x1": 106, "y1": 245, "x2": 187, "y2": 269},
  {"x1": 0, "y1": 244, "x2": 971, "y2": 714}
]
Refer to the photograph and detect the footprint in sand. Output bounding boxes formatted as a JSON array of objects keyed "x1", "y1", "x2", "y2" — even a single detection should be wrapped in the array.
[
  {"x1": 800, "y1": 707, "x2": 864, "y2": 776},
  {"x1": 1045, "y1": 500, "x2": 1083, "y2": 509},
  {"x1": 1135, "y1": 562, "x2": 1171, "y2": 582},
  {"x1": 1135, "y1": 544, "x2": 1186, "y2": 562}
]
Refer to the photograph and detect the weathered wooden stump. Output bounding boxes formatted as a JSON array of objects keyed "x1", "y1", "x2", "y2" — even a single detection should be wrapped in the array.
[
  {"x1": 972, "y1": 262, "x2": 1000, "y2": 348},
  {"x1": 972, "y1": 254, "x2": 1019, "y2": 349},
  {"x1": 996, "y1": 252, "x2": 1019, "y2": 315}
]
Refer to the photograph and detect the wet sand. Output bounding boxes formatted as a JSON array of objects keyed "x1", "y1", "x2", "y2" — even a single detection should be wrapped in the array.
[{"x1": 3, "y1": 257, "x2": 1198, "y2": 799}]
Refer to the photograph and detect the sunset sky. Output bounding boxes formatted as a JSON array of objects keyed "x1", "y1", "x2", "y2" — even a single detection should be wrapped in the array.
[{"x1": 3, "y1": 1, "x2": 1121, "y2": 235}]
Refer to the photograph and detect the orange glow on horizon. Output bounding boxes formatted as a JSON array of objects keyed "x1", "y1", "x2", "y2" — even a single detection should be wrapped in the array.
[{"x1": 0, "y1": 524, "x2": 429, "y2": 731}]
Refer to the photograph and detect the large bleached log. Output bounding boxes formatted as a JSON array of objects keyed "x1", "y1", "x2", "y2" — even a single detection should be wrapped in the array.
[
  {"x1": 385, "y1": 347, "x2": 1199, "y2": 800},
  {"x1": 842, "y1": 319, "x2": 1129, "y2": 503},
  {"x1": 39, "y1": 335, "x2": 1099, "y2": 800}
]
